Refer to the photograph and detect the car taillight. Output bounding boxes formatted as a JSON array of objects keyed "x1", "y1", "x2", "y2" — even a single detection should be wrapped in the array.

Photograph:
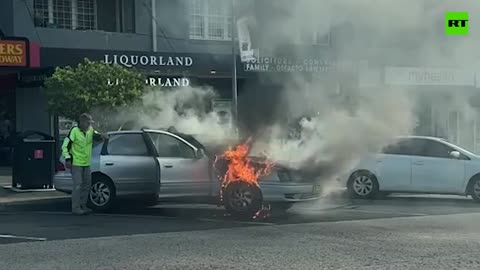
[{"x1": 56, "y1": 162, "x2": 66, "y2": 172}]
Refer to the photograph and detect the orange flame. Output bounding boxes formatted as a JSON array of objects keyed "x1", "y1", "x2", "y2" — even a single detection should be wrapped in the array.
[{"x1": 214, "y1": 137, "x2": 275, "y2": 203}]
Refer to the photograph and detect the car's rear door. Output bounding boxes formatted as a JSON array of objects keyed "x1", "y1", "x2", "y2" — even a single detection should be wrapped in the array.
[
  {"x1": 410, "y1": 139, "x2": 466, "y2": 193},
  {"x1": 147, "y1": 132, "x2": 211, "y2": 197},
  {"x1": 101, "y1": 132, "x2": 159, "y2": 195},
  {"x1": 376, "y1": 139, "x2": 415, "y2": 191}
]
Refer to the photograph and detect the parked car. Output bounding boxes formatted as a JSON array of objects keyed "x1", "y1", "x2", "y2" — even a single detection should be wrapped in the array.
[
  {"x1": 340, "y1": 136, "x2": 480, "y2": 202},
  {"x1": 54, "y1": 129, "x2": 321, "y2": 217}
]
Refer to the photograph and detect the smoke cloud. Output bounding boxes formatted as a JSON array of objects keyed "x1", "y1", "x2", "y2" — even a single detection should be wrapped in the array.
[
  {"x1": 98, "y1": 85, "x2": 236, "y2": 147},
  {"x1": 97, "y1": 0, "x2": 480, "y2": 184},
  {"x1": 242, "y1": 0, "x2": 479, "y2": 180}
]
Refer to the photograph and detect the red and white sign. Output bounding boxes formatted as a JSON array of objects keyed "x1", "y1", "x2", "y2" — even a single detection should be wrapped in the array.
[{"x1": 34, "y1": 149, "x2": 44, "y2": 159}]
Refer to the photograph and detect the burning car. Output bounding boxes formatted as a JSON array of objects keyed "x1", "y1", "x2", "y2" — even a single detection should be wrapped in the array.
[{"x1": 53, "y1": 128, "x2": 321, "y2": 218}]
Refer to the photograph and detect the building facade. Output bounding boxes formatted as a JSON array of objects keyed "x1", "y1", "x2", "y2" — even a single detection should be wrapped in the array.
[{"x1": 0, "y1": 0, "x2": 350, "y2": 165}]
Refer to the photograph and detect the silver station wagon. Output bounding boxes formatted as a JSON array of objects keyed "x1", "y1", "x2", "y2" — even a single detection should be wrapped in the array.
[{"x1": 54, "y1": 129, "x2": 321, "y2": 217}]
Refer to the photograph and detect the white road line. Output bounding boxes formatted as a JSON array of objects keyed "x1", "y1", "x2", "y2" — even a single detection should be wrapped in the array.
[
  {"x1": 29, "y1": 211, "x2": 276, "y2": 225},
  {"x1": 197, "y1": 218, "x2": 275, "y2": 226},
  {"x1": 30, "y1": 211, "x2": 180, "y2": 219},
  {"x1": 0, "y1": 234, "x2": 47, "y2": 241},
  {"x1": 343, "y1": 209, "x2": 427, "y2": 216}
]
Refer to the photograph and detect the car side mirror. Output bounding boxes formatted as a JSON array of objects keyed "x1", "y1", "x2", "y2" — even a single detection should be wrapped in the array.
[
  {"x1": 450, "y1": 151, "x2": 461, "y2": 159},
  {"x1": 195, "y1": 148, "x2": 205, "y2": 159}
]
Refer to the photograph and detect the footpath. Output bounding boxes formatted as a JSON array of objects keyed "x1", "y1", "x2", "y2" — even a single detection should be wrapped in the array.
[{"x1": 0, "y1": 167, "x2": 68, "y2": 209}]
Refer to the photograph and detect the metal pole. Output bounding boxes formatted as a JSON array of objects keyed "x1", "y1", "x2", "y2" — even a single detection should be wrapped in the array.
[
  {"x1": 151, "y1": 0, "x2": 157, "y2": 52},
  {"x1": 231, "y1": 0, "x2": 238, "y2": 134}
]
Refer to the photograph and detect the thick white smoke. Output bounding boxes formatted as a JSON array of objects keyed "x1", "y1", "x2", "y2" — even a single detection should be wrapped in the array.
[
  {"x1": 247, "y1": 0, "x2": 480, "y2": 181},
  {"x1": 107, "y1": 85, "x2": 235, "y2": 146}
]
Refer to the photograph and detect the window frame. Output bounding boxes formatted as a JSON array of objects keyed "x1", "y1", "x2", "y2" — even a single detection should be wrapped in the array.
[
  {"x1": 419, "y1": 139, "x2": 469, "y2": 160},
  {"x1": 188, "y1": 0, "x2": 232, "y2": 41},
  {"x1": 34, "y1": 0, "x2": 98, "y2": 30},
  {"x1": 147, "y1": 132, "x2": 197, "y2": 159},
  {"x1": 381, "y1": 139, "x2": 420, "y2": 156},
  {"x1": 102, "y1": 132, "x2": 153, "y2": 157}
]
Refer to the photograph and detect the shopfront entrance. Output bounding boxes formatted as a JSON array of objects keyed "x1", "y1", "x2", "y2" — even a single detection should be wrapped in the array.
[
  {"x1": 0, "y1": 73, "x2": 16, "y2": 165},
  {"x1": 385, "y1": 66, "x2": 480, "y2": 153}
]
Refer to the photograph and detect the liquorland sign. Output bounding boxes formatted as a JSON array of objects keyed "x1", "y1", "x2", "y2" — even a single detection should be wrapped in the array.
[
  {"x1": 108, "y1": 77, "x2": 190, "y2": 87},
  {"x1": 104, "y1": 54, "x2": 193, "y2": 68},
  {"x1": 0, "y1": 37, "x2": 29, "y2": 67}
]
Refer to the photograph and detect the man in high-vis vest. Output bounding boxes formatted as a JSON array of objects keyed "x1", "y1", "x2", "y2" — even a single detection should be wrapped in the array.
[{"x1": 62, "y1": 113, "x2": 106, "y2": 215}]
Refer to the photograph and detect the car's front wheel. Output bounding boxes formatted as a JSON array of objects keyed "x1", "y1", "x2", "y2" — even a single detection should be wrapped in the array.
[
  {"x1": 88, "y1": 176, "x2": 116, "y2": 212},
  {"x1": 347, "y1": 171, "x2": 379, "y2": 199},
  {"x1": 468, "y1": 176, "x2": 480, "y2": 202},
  {"x1": 223, "y1": 181, "x2": 263, "y2": 220}
]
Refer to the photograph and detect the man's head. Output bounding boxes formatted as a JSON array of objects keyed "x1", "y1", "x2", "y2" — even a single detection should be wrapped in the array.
[{"x1": 78, "y1": 113, "x2": 94, "y2": 130}]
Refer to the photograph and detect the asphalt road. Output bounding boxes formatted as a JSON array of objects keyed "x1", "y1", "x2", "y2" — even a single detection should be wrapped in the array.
[{"x1": 1, "y1": 194, "x2": 480, "y2": 269}]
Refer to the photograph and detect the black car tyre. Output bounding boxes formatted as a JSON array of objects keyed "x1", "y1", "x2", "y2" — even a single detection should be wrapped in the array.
[
  {"x1": 347, "y1": 171, "x2": 379, "y2": 199},
  {"x1": 223, "y1": 181, "x2": 263, "y2": 220},
  {"x1": 468, "y1": 176, "x2": 480, "y2": 202},
  {"x1": 88, "y1": 176, "x2": 116, "y2": 212}
]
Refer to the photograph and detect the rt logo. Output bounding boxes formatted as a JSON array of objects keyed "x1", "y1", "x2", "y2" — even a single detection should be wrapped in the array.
[{"x1": 445, "y1": 12, "x2": 468, "y2": 35}]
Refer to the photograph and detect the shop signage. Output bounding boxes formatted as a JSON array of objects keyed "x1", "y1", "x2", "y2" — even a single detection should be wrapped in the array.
[
  {"x1": 385, "y1": 67, "x2": 475, "y2": 86},
  {"x1": 0, "y1": 37, "x2": 30, "y2": 67},
  {"x1": 104, "y1": 54, "x2": 193, "y2": 68},
  {"x1": 243, "y1": 57, "x2": 356, "y2": 73},
  {"x1": 107, "y1": 77, "x2": 190, "y2": 87}
]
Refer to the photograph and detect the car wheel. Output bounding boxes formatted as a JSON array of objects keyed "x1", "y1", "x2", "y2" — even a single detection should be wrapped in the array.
[
  {"x1": 469, "y1": 177, "x2": 480, "y2": 202},
  {"x1": 88, "y1": 176, "x2": 116, "y2": 212},
  {"x1": 347, "y1": 171, "x2": 379, "y2": 199},
  {"x1": 223, "y1": 181, "x2": 263, "y2": 220}
]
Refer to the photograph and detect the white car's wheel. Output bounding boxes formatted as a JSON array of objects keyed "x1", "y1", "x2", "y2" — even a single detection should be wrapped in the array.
[
  {"x1": 468, "y1": 177, "x2": 480, "y2": 202},
  {"x1": 347, "y1": 171, "x2": 379, "y2": 199}
]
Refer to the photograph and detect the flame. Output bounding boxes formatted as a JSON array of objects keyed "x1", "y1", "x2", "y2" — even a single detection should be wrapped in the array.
[{"x1": 214, "y1": 137, "x2": 275, "y2": 205}]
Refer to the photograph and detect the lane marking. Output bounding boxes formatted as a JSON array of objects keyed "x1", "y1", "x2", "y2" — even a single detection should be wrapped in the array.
[
  {"x1": 342, "y1": 209, "x2": 427, "y2": 216},
  {"x1": 27, "y1": 211, "x2": 275, "y2": 225},
  {"x1": 30, "y1": 211, "x2": 181, "y2": 219},
  {"x1": 198, "y1": 218, "x2": 275, "y2": 226},
  {"x1": 0, "y1": 234, "x2": 47, "y2": 241}
]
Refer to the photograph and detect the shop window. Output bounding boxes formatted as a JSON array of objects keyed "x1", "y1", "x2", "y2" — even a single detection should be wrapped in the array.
[
  {"x1": 33, "y1": 0, "x2": 135, "y2": 33},
  {"x1": 299, "y1": 29, "x2": 330, "y2": 46},
  {"x1": 97, "y1": 0, "x2": 135, "y2": 33},
  {"x1": 34, "y1": 0, "x2": 95, "y2": 30},
  {"x1": 447, "y1": 111, "x2": 459, "y2": 144},
  {"x1": 189, "y1": 0, "x2": 232, "y2": 41}
]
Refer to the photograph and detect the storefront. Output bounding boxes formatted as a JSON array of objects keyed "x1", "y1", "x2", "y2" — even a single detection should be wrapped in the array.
[
  {"x1": 0, "y1": 34, "x2": 41, "y2": 166},
  {"x1": 383, "y1": 66, "x2": 480, "y2": 153}
]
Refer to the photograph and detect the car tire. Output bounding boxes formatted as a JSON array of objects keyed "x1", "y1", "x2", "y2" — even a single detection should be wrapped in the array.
[
  {"x1": 88, "y1": 176, "x2": 116, "y2": 212},
  {"x1": 223, "y1": 181, "x2": 263, "y2": 220},
  {"x1": 347, "y1": 171, "x2": 379, "y2": 199},
  {"x1": 468, "y1": 177, "x2": 480, "y2": 202}
]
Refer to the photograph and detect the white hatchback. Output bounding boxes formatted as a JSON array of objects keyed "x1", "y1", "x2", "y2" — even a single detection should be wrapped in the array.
[{"x1": 341, "y1": 136, "x2": 480, "y2": 202}]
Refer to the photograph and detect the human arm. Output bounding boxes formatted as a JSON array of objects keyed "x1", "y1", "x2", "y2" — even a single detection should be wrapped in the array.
[{"x1": 61, "y1": 128, "x2": 75, "y2": 168}]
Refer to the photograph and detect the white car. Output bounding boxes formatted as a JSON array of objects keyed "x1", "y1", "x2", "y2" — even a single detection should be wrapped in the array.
[{"x1": 341, "y1": 136, "x2": 480, "y2": 202}]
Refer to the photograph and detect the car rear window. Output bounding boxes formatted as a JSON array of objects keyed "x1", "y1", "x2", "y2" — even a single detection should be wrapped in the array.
[{"x1": 106, "y1": 133, "x2": 149, "y2": 156}]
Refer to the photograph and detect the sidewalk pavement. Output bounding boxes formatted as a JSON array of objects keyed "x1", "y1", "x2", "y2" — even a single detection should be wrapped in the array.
[{"x1": 0, "y1": 166, "x2": 69, "y2": 209}]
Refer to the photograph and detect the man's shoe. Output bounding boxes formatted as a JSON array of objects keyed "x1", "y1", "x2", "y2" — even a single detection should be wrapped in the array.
[{"x1": 82, "y1": 208, "x2": 93, "y2": 215}]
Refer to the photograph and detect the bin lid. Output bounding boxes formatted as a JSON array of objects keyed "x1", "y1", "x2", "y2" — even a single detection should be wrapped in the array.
[
  {"x1": 17, "y1": 130, "x2": 54, "y2": 141},
  {"x1": 22, "y1": 139, "x2": 55, "y2": 143}
]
